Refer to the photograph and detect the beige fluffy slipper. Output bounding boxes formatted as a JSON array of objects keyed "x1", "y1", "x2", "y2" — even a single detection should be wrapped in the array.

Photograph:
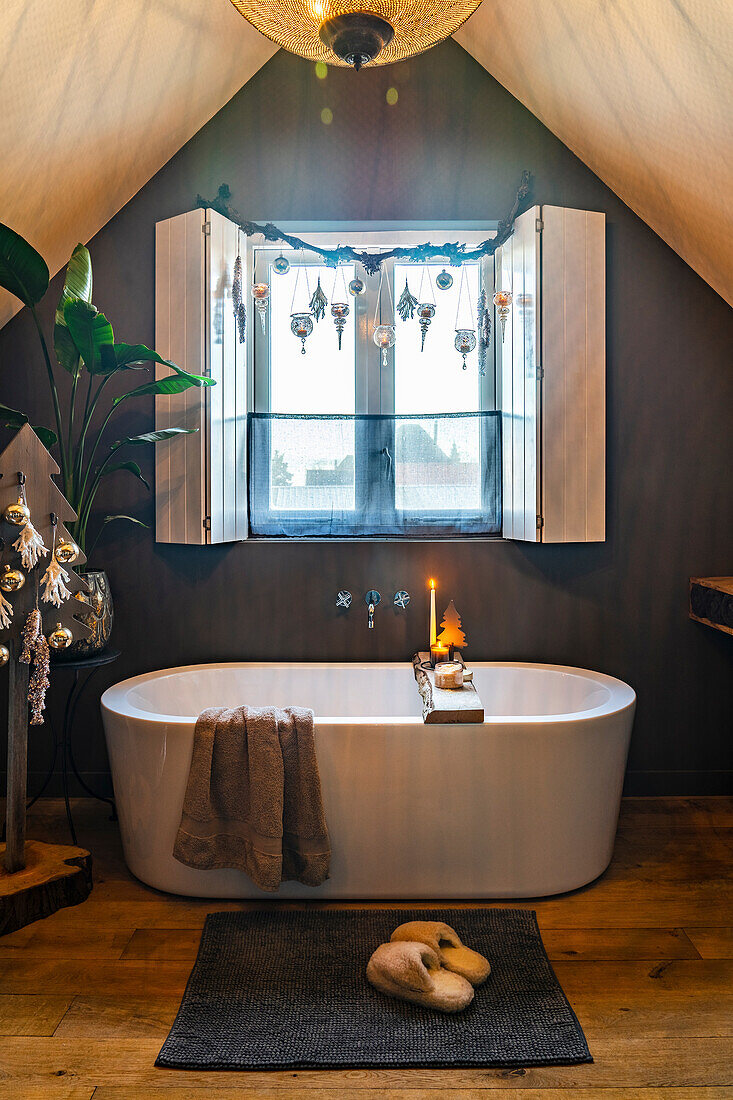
[
  {"x1": 366, "y1": 940, "x2": 475, "y2": 1013},
  {"x1": 390, "y1": 921, "x2": 491, "y2": 986}
]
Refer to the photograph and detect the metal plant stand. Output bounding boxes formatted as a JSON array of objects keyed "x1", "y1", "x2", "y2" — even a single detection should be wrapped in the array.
[{"x1": 25, "y1": 648, "x2": 121, "y2": 846}]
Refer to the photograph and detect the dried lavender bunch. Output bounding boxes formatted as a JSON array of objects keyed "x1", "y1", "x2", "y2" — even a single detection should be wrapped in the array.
[{"x1": 232, "y1": 254, "x2": 243, "y2": 316}]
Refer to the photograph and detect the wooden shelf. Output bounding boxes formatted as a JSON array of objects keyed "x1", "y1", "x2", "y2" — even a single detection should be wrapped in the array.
[{"x1": 690, "y1": 577, "x2": 733, "y2": 636}]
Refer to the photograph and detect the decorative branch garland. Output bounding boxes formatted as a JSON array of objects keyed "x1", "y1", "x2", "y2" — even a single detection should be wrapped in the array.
[{"x1": 195, "y1": 171, "x2": 532, "y2": 274}]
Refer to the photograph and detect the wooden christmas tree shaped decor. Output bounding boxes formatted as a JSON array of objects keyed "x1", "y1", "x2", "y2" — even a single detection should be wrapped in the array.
[
  {"x1": 0, "y1": 425, "x2": 92, "y2": 933},
  {"x1": 437, "y1": 599, "x2": 467, "y2": 653}
]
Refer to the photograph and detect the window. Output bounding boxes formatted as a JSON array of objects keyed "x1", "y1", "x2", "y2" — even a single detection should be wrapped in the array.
[
  {"x1": 249, "y1": 226, "x2": 501, "y2": 538},
  {"x1": 155, "y1": 205, "x2": 605, "y2": 547}
]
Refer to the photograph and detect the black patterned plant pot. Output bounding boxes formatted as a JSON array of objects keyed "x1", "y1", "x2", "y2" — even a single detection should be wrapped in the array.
[{"x1": 58, "y1": 569, "x2": 114, "y2": 659}]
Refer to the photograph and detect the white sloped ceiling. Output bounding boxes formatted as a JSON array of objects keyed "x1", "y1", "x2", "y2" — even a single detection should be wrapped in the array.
[
  {"x1": 1, "y1": 0, "x2": 730, "y2": 328},
  {"x1": 0, "y1": 0, "x2": 275, "y2": 328},
  {"x1": 455, "y1": 0, "x2": 733, "y2": 306}
]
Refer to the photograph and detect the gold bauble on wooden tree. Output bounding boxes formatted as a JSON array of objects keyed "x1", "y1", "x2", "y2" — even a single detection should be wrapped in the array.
[
  {"x1": 0, "y1": 425, "x2": 93, "y2": 933},
  {"x1": 3, "y1": 499, "x2": 30, "y2": 526}
]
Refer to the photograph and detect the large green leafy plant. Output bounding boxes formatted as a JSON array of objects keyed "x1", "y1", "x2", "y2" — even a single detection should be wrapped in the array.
[{"x1": 0, "y1": 224, "x2": 213, "y2": 562}]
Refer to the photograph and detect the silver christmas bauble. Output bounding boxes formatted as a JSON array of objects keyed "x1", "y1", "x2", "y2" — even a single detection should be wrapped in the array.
[
  {"x1": 272, "y1": 254, "x2": 290, "y2": 275},
  {"x1": 348, "y1": 277, "x2": 365, "y2": 296},
  {"x1": 0, "y1": 645, "x2": 9, "y2": 667},
  {"x1": 436, "y1": 268, "x2": 454, "y2": 290}
]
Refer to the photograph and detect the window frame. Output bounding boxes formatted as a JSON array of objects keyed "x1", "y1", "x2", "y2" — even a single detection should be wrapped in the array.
[{"x1": 247, "y1": 222, "x2": 500, "y2": 540}]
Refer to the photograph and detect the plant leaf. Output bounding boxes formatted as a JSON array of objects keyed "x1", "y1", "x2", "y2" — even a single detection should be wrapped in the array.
[
  {"x1": 0, "y1": 223, "x2": 49, "y2": 306},
  {"x1": 0, "y1": 406, "x2": 57, "y2": 448},
  {"x1": 100, "y1": 342, "x2": 167, "y2": 371},
  {"x1": 31, "y1": 426, "x2": 57, "y2": 448},
  {"x1": 99, "y1": 514, "x2": 150, "y2": 531},
  {"x1": 0, "y1": 401, "x2": 29, "y2": 427},
  {"x1": 113, "y1": 428, "x2": 197, "y2": 447},
  {"x1": 56, "y1": 244, "x2": 92, "y2": 321},
  {"x1": 54, "y1": 244, "x2": 92, "y2": 375},
  {"x1": 54, "y1": 322, "x2": 81, "y2": 376},
  {"x1": 112, "y1": 372, "x2": 213, "y2": 407},
  {"x1": 64, "y1": 299, "x2": 114, "y2": 373},
  {"x1": 100, "y1": 460, "x2": 150, "y2": 490}
]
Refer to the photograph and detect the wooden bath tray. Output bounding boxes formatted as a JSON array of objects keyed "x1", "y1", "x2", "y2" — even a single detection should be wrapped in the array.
[{"x1": 412, "y1": 652, "x2": 485, "y2": 724}]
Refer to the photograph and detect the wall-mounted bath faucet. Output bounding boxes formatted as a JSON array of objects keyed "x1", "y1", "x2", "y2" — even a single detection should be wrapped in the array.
[
  {"x1": 365, "y1": 590, "x2": 381, "y2": 628},
  {"x1": 337, "y1": 588, "x2": 409, "y2": 627}
]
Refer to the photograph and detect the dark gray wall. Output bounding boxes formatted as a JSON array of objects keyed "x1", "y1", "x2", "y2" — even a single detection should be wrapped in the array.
[{"x1": 1, "y1": 42, "x2": 731, "y2": 798}]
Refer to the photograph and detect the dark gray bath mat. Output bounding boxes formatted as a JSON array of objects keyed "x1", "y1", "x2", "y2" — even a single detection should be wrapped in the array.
[{"x1": 157, "y1": 908, "x2": 592, "y2": 1070}]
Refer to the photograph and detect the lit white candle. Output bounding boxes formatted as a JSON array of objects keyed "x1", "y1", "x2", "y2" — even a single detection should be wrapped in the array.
[{"x1": 429, "y1": 578, "x2": 437, "y2": 646}]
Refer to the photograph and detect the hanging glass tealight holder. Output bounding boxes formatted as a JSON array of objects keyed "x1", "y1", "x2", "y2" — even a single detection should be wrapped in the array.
[
  {"x1": 290, "y1": 312, "x2": 313, "y2": 353},
  {"x1": 493, "y1": 289, "x2": 513, "y2": 341},
  {"x1": 374, "y1": 324, "x2": 396, "y2": 366},
  {"x1": 416, "y1": 263, "x2": 437, "y2": 351},
  {"x1": 251, "y1": 281, "x2": 270, "y2": 334},
  {"x1": 453, "y1": 265, "x2": 477, "y2": 369},
  {"x1": 290, "y1": 257, "x2": 314, "y2": 355},
  {"x1": 417, "y1": 303, "x2": 436, "y2": 351},
  {"x1": 330, "y1": 264, "x2": 350, "y2": 351},
  {"x1": 331, "y1": 302, "x2": 349, "y2": 349},
  {"x1": 454, "y1": 329, "x2": 477, "y2": 368},
  {"x1": 372, "y1": 265, "x2": 396, "y2": 367}
]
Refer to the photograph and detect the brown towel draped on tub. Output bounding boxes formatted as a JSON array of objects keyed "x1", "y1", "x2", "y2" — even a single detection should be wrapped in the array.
[{"x1": 173, "y1": 705, "x2": 331, "y2": 892}]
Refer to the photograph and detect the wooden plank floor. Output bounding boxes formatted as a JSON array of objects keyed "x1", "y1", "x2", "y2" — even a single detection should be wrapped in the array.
[{"x1": 0, "y1": 797, "x2": 731, "y2": 1098}]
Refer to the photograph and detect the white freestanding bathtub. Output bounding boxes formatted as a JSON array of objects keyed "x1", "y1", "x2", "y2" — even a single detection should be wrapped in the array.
[{"x1": 101, "y1": 662, "x2": 635, "y2": 899}]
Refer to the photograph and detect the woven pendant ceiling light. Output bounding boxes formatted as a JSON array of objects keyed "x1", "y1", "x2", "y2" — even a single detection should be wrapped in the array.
[{"x1": 228, "y1": 0, "x2": 483, "y2": 70}]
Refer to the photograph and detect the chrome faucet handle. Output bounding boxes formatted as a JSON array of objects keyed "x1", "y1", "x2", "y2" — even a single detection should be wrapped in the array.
[
  {"x1": 393, "y1": 590, "x2": 410, "y2": 609},
  {"x1": 365, "y1": 590, "x2": 381, "y2": 629},
  {"x1": 336, "y1": 590, "x2": 352, "y2": 609}
]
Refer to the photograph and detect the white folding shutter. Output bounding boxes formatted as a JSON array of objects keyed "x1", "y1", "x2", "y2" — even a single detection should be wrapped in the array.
[
  {"x1": 540, "y1": 206, "x2": 605, "y2": 543},
  {"x1": 206, "y1": 210, "x2": 249, "y2": 543},
  {"x1": 501, "y1": 205, "x2": 541, "y2": 542},
  {"x1": 155, "y1": 209, "x2": 207, "y2": 544},
  {"x1": 501, "y1": 205, "x2": 606, "y2": 544},
  {"x1": 155, "y1": 208, "x2": 248, "y2": 544}
]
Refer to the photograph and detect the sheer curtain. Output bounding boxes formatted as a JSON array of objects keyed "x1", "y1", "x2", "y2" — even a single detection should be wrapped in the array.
[{"x1": 248, "y1": 411, "x2": 501, "y2": 537}]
